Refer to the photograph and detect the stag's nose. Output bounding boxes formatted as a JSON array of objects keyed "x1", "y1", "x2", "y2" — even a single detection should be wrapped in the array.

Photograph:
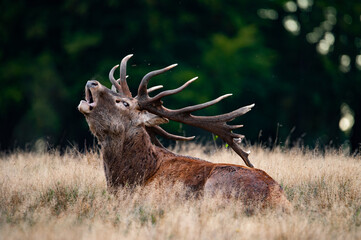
[{"x1": 86, "y1": 80, "x2": 99, "y2": 88}]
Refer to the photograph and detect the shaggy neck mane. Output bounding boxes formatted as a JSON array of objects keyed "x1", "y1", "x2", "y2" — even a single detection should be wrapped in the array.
[{"x1": 100, "y1": 126, "x2": 170, "y2": 188}]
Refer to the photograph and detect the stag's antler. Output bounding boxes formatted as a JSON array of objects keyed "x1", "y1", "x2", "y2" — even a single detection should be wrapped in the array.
[
  {"x1": 136, "y1": 64, "x2": 255, "y2": 168},
  {"x1": 109, "y1": 54, "x2": 133, "y2": 97}
]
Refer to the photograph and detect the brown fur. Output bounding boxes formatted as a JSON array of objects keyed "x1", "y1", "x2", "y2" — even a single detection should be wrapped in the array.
[{"x1": 78, "y1": 80, "x2": 291, "y2": 210}]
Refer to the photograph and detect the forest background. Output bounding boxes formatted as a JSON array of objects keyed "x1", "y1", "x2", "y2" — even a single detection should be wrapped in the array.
[{"x1": 1, "y1": 0, "x2": 361, "y2": 152}]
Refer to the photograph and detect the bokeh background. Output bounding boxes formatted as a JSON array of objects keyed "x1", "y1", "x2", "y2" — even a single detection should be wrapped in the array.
[{"x1": 1, "y1": 0, "x2": 361, "y2": 152}]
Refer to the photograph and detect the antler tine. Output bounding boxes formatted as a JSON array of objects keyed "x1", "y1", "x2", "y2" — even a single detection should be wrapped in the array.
[
  {"x1": 147, "y1": 80, "x2": 251, "y2": 119},
  {"x1": 109, "y1": 65, "x2": 123, "y2": 95},
  {"x1": 228, "y1": 141, "x2": 254, "y2": 168},
  {"x1": 111, "y1": 78, "x2": 120, "y2": 92},
  {"x1": 145, "y1": 126, "x2": 195, "y2": 150},
  {"x1": 113, "y1": 76, "x2": 159, "y2": 94},
  {"x1": 229, "y1": 124, "x2": 244, "y2": 130},
  {"x1": 147, "y1": 85, "x2": 163, "y2": 93},
  {"x1": 120, "y1": 54, "x2": 133, "y2": 98},
  {"x1": 151, "y1": 126, "x2": 195, "y2": 141},
  {"x1": 137, "y1": 64, "x2": 178, "y2": 98},
  {"x1": 174, "y1": 93, "x2": 232, "y2": 114},
  {"x1": 151, "y1": 77, "x2": 198, "y2": 102},
  {"x1": 111, "y1": 82, "x2": 117, "y2": 92},
  {"x1": 202, "y1": 103, "x2": 255, "y2": 122}
]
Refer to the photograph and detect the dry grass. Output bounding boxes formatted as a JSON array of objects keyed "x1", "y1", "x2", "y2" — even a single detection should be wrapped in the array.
[{"x1": 0, "y1": 144, "x2": 360, "y2": 240}]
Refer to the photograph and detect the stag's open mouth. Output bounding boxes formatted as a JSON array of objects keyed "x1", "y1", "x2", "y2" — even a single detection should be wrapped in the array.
[
  {"x1": 86, "y1": 87, "x2": 94, "y2": 104},
  {"x1": 78, "y1": 86, "x2": 97, "y2": 114}
]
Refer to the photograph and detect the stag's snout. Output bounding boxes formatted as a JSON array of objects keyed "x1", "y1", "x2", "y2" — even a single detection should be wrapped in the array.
[
  {"x1": 78, "y1": 80, "x2": 100, "y2": 114},
  {"x1": 86, "y1": 80, "x2": 99, "y2": 88}
]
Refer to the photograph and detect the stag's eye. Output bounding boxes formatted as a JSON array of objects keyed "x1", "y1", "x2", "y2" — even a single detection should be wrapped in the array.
[{"x1": 115, "y1": 99, "x2": 129, "y2": 107}]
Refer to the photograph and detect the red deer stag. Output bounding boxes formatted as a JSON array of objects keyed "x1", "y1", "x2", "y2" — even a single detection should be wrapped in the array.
[{"x1": 78, "y1": 54, "x2": 291, "y2": 210}]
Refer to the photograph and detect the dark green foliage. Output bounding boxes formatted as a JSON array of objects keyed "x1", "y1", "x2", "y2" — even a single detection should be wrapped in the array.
[{"x1": 1, "y1": 0, "x2": 361, "y2": 150}]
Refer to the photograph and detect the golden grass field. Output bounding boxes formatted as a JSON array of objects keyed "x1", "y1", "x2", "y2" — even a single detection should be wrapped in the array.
[{"x1": 0, "y1": 144, "x2": 360, "y2": 240}]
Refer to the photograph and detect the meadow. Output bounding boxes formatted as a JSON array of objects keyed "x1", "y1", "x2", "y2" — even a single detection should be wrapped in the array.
[{"x1": 0, "y1": 144, "x2": 360, "y2": 240}]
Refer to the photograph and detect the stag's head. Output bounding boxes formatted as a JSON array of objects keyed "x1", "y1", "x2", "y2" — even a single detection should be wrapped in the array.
[
  {"x1": 78, "y1": 55, "x2": 168, "y2": 139},
  {"x1": 78, "y1": 54, "x2": 255, "y2": 168}
]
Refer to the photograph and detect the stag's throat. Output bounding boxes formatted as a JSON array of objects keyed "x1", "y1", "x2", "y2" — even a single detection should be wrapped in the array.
[{"x1": 100, "y1": 127, "x2": 166, "y2": 188}]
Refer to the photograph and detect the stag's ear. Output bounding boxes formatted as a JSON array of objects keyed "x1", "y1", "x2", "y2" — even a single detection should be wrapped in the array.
[{"x1": 138, "y1": 111, "x2": 169, "y2": 127}]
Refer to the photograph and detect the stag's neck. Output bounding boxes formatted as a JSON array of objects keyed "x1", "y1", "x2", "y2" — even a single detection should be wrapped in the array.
[{"x1": 100, "y1": 127, "x2": 169, "y2": 188}]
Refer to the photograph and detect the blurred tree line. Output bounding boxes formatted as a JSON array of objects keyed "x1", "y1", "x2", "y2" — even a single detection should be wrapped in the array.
[{"x1": 1, "y1": 0, "x2": 361, "y2": 152}]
